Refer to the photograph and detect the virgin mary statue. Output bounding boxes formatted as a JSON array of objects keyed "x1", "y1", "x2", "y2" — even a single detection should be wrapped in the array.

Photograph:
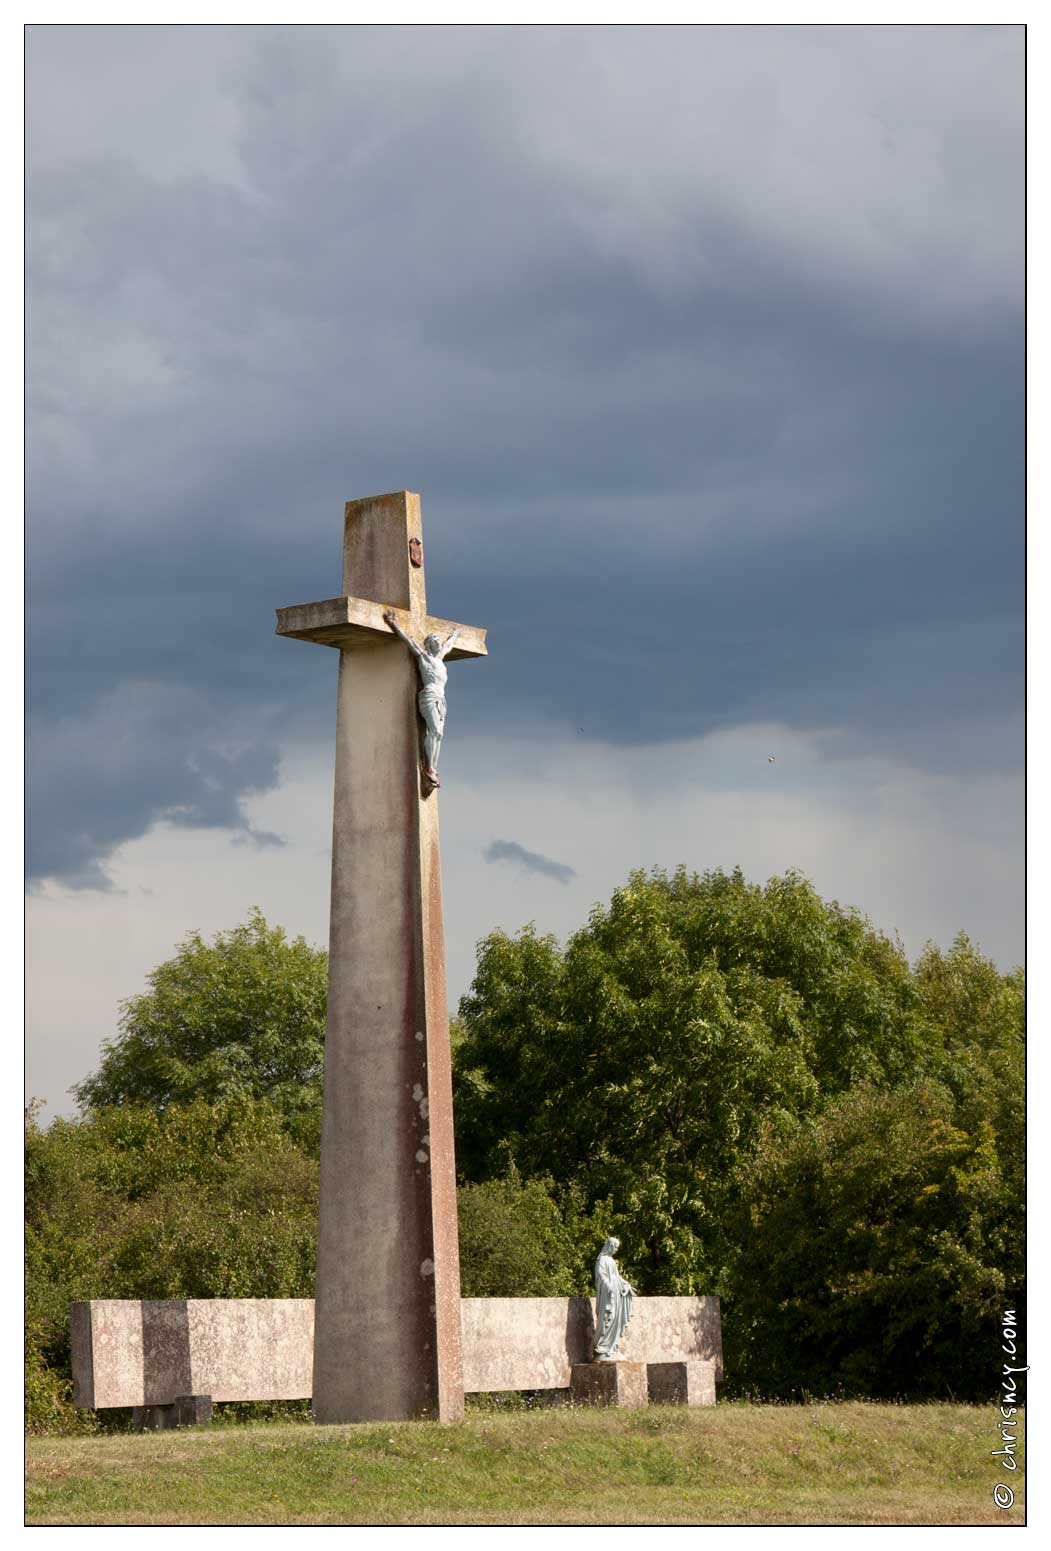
[{"x1": 593, "y1": 1237, "x2": 634, "y2": 1360}]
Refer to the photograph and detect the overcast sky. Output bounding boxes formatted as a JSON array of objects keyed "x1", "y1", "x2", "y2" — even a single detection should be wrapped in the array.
[{"x1": 26, "y1": 23, "x2": 1024, "y2": 1118}]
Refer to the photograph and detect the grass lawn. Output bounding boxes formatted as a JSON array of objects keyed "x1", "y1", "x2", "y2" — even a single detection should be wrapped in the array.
[{"x1": 25, "y1": 1401, "x2": 1024, "y2": 1526}]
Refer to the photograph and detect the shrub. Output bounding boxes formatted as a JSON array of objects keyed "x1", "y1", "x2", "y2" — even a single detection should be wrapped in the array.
[{"x1": 724, "y1": 1081, "x2": 1020, "y2": 1400}]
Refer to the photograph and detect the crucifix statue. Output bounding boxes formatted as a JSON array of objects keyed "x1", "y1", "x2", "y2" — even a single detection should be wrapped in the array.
[
  {"x1": 276, "y1": 490, "x2": 486, "y2": 1425},
  {"x1": 382, "y1": 610, "x2": 460, "y2": 788}
]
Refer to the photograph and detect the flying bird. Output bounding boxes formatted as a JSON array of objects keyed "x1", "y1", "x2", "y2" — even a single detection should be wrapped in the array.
[{"x1": 768, "y1": 755, "x2": 776, "y2": 763}]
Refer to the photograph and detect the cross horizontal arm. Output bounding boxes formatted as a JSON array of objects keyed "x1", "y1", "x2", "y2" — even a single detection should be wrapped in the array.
[{"x1": 276, "y1": 596, "x2": 487, "y2": 659}]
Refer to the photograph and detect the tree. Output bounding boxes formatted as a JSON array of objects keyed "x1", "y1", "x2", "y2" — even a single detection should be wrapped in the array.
[
  {"x1": 73, "y1": 909, "x2": 328, "y2": 1117},
  {"x1": 452, "y1": 866, "x2": 990, "y2": 1293},
  {"x1": 725, "y1": 1081, "x2": 1019, "y2": 1400},
  {"x1": 456, "y1": 1169, "x2": 608, "y2": 1298},
  {"x1": 914, "y1": 934, "x2": 1025, "y2": 1184}
]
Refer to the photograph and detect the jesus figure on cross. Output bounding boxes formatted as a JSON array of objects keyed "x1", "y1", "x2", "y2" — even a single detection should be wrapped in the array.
[{"x1": 384, "y1": 608, "x2": 461, "y2": 787}]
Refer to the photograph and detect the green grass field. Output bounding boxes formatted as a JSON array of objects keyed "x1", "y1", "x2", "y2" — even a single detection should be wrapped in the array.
[{"x1": 25, "y1": 1402, "x2": 1024, "y2": 1526}]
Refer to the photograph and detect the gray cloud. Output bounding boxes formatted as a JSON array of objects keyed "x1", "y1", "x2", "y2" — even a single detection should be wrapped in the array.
[
  {"x1": 27, "y1": 685, "x2": 285, "y2": 890},
  {"x1": 25, "y1": 25, "x2": 1022, "y2": 894},
  {"x1": 484, "y1": 839, "x2": 576, "y2": 885}
]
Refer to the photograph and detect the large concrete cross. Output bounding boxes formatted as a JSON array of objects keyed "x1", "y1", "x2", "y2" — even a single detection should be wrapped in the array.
[{"x1": 276, "y1": 490, "x2": 486, "y2": 1424}]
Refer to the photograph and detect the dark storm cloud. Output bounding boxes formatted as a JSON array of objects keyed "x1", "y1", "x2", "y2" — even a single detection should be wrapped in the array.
[
  {"x1": 26, "y1": 25, "x2": 1023, "y2": 889},
  {"x1": 484, "y1": 840, "x2": 575, "y2": 885},
  {"x1": 27, "y1": 685, "x2": 284, "y2": 891}
]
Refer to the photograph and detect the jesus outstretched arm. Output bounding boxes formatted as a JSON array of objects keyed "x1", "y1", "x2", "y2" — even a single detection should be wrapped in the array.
[
  {"x1": 384, "y1": 607, "x2": 430, "y2": 657},
  {"x1": 383, "y1": 609, "x2": 423, "y2": 658}
]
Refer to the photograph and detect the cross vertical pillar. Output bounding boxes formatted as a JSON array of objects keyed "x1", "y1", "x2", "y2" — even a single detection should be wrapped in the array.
[{"x1": 277, "y1": 490, "x2": 486, "y2": 1423}]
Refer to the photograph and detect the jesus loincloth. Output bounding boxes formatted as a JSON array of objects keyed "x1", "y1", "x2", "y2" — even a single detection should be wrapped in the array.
[{"x1": 417, "y1": 686, "x2": 447, "y2": 734}]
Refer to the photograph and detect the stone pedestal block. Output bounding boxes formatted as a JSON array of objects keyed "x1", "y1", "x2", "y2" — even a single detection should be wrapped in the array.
[
  {"x1": 132, "y1": 1394, "x2": 213, "y2": 1430},
  {"x1": 646, "y1": 1359, "x2": 717, "y2": 1407},
  {"x1": 570, "y1": 1361, "x2": 648, "y2": 1409},
  {"x1": 174, "y1": 1394, "x2": 214, "y2": 1426}
]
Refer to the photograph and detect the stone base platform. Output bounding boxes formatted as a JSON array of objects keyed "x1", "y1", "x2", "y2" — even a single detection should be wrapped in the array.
[
  {"x1": 71, "y1": 1297, "x2": 724, "y2": 1412},
  {"x1": 570, "y1": 1361, "x2": 648, "y2": 1409},
  {"x1": 647, "y1": 1359, "x2": 717, "y2": 1407}
]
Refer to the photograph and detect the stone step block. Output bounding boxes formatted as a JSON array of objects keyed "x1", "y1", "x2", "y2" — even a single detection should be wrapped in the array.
[
  {"x1": 569, "y1": 1361, "x2": 648, "y2": 1409},
  {"x1": 647, "y1": 1359, "x2": 717, "y2": 1407},
  {"x1": 131, "y1": 1394, "x2": 213, "y2": 1430}
]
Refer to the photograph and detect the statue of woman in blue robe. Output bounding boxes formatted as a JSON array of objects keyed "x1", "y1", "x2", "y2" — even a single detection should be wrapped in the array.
[{"x1": 593, "y1": 1236, "x2": 634, "y2": 1360}]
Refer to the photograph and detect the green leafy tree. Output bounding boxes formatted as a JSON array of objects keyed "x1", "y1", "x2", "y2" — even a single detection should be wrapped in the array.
[
  {"x1": 914, "y1": 933, "x2": 1025, "y2": 1193},
  {"x1": 725, "y1": 1081, "x2": 1019, "y2": 1400},
  {"x1": 457, "y1": 1169, "x2": 610, "y2": 1297},
  {"x1": 454, "y1": 867, "x2": 957, "y2": 1292},
  {"x1": 72, "y1": 910, "x2": 328, "y2": 1116}
]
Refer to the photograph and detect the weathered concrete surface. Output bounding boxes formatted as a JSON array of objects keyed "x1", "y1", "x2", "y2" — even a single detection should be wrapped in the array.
[
  {"x1": 276, "y1": 595, "x2": 487, "y2": 659},
  {"x1": 615, "y1": 1295, "x2": 723, "y2": 1380},
  {"x1": 71, "y1": 1299, "x2": 314, "y2": 1408},
  {"x1": 72, "y1": 1300, "x2": 139, "y2": 1409},
  {"x1": 460, "y1": 1295, "x2": 722, "y2": 1392},
  {"x1": 647, "y1": 1359, "x2": 717, "y2": 1407},
  {"x1": 570, "y1": 1362, "x2": 648, "y2": 1408},
  {"x1": 279, "y1": 491, "x2": 486, "y2": 1425},
  {"x1": 72, "y1": 1295, "x2": 724, "y2": 1408},
  {"x1": 71, "y1": 1300, "x2": 195, "y2": 1409},
  {"x1": 186, "y1": 1299, "x2": 313, "y2": 1402},
  {"x1": 459, "y1": 1298, "x2": 594, "y2": 1393}
]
